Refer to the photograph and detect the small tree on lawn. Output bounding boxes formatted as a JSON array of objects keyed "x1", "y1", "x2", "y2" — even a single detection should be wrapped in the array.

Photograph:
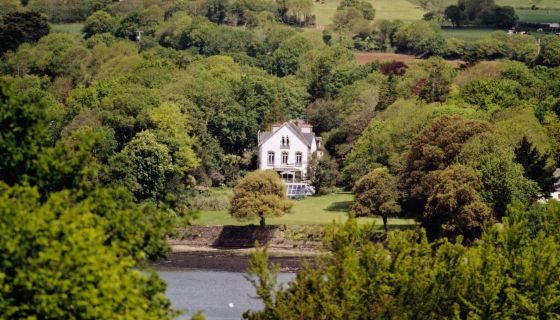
[
  {"x1": 230, "y1": 170, "x2": 293, "y2": 227},
  {"x1": 352, "y1": 167, "x2": 401, "y2": 233}
]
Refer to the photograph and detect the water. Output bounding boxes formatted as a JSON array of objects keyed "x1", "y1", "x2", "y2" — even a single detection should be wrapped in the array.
[{"x1": 159, "y1": 270, "x2": 294, "y2": 320}]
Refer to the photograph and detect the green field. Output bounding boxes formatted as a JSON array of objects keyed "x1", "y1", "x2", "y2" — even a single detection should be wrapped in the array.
[
  {"x1": 51, "y1": 23, "x2": 84, "y2": 37},
  {"x1": 517, "y1": 9, "x2": 560, "y2": 23},
  {"x1": 313, "y1": 0, "x2": 425, "y2": 27},
  {"x1": 193, "y1": 192, "x2": 416, "y2": 228},
  {"x1": 443, "y1": 28, "x2": 499, "y2": 41}
]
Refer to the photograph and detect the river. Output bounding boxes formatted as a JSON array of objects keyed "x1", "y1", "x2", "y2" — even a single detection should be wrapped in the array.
[{"x1": 159, "y1": 270, "x2": 294, "y2": 320}]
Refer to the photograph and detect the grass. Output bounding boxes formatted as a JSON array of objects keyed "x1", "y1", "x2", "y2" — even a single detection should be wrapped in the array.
[
  {"x1": 313, "y1": 0, "x2": 425, "y2": 28},
  {"x1": 517, "y1": 9, "x2": 560, "y2": 24},
  {"x1": 192, "y1": 192, "x2": 417, "y2": 229},
  {"x1": 442, "y1": 28, "x2": 500, "y2": 42},
  {"x1": 51, "y1": 23, "x2": 84, "y2": 37}
]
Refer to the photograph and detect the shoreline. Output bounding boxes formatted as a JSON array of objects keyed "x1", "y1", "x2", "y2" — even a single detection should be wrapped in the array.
[{"x1": 150, "y1": 245, "x2": 321, "y2": 272}]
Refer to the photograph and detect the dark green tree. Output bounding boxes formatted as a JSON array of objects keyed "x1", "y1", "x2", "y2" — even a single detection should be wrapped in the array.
[
  {"x1": 0, "y1": 11, "x2": 50, "y2": 54},
  {"x1": 514, "y1": 136, "x2": 558, "y2": 198},
  {"x1": 307, "y1": 153, "x2": 338, "y2": 195}
]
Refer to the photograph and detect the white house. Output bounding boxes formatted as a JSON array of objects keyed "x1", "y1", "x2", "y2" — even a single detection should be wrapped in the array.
[{"x1": 258, "y1": 120, "x2": 322, "y2": 197}]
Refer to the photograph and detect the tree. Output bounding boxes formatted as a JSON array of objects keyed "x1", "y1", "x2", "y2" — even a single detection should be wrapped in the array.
[
  {"x1": 352, "y1": 167, "x2": 401, "y2": 232},
  {"x1": 0, "y1": 184, "x2": 175, "y2": 319},
  {"x1": 424, "y1": 165, "x2": 493, "y2": 240},
  {"x1": 403, "y1": 115, "x2": 491, "y2": 215},
  {"x1": 306, "y1": 153, "x2": 338, "y2": 195},
  {"x1": 230, "y1": 170, "x2": 293, "y2": 226},
  {"x1": 109, "y1": 131, "x2": 173, "y2": 202},
  {"x1": 271, "y1": 35, "x2": 311, "y2": 77},
  {"x1": 539, "y1": 35, "x2": 560, "y2": 67},
  {"x1": 82, "y1": 10, "x2": 115, "y2": 39},
  {"x1": 0, "y1": 11, "x2": 50, "y2": 54},
  {"x1": 418, "y1": 57, "x2": 456, "y2": 103},
  {"x1": 444, "y1": 5, "x2": 465, "y2": 27},
  {"x1": 514, "y1": 136, "x2": 558, "y2": 198},
  {"x1": 0, "y1": 79, "x2": 48, "y2": 185},
  {"x1": 0, "y1": 0, "x2": 21, "y2": 17}
]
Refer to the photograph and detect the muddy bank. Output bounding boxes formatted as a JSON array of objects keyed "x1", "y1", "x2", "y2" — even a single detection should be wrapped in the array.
[
  {"x1": 151, "y1": 249, "x2": 318, "y2": 272},
  {"x1": 154, "y1": 226, "x2": 323, "y2": 272}
]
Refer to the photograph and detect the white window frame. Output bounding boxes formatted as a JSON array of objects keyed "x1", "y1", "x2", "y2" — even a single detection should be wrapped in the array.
[
  {"x1": 267, "y1": 151, "x2": 275, "y2": 166},
  {"x1": 295, "y1": 152, "x2": 302, "y2": 166},
  {"x1": 281, "y1": 151, "x2": 288, "y2": 165}
]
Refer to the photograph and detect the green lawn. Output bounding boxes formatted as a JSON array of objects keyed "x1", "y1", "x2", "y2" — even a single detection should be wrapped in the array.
[
  {"x1": 51, "y1": 23, "x2": 84, "y2": 37},
  {"x1": 192, "y1": 192, "x2": 417, "y2": 228},
  {"x1": 313, "y1": 0, "x2": 425, "y2": 27}
]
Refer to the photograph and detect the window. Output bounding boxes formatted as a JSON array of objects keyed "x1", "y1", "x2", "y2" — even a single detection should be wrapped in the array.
[
  {"x1": 281, "y1": 152, "x2": 288, "y2": 165},
  {"x1": 267, "y1": 151, "x2": 275, "y2": 165},
  {"x1": 295, "y1": 152, "x2": 302, "y2": 166}
]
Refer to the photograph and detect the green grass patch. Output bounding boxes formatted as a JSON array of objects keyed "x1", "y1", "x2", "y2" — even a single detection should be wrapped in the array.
[
  {"x1": 442, "y1": 28, "x2": 500, "y2": 42},
  {"x1": 192, "y1": 192, "x2": 417, "y2": 229},
  {"x1": 313, "y1": 0, "x2": 425, "y2": 27},
  {"x1": 51, "y1": 23, "x2": 84, "y2": 37},
  {"x1": 517, "y1": 9, "x2": 560, "y2": 24}
]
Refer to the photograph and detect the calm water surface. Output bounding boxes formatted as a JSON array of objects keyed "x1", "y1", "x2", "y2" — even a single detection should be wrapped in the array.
[{"x1": 158, "y1": 270, "x2": 294, "y2": 320}]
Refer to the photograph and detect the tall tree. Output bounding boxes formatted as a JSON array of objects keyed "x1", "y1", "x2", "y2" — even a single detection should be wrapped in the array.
[
  {"x1": 514, "y1": 136, "x2": 558, "y2": 198},
  {"x1": 352, "y1": 167, "x2": 401, "y2": 232},
  {"x1": 230, "y1": 170, "x2": 293, "y2": 226}
]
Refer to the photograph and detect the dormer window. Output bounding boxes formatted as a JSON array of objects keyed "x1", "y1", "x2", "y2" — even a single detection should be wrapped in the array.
[{"x1": 281, "y1": 136, "x2": 289, "y2": 149}]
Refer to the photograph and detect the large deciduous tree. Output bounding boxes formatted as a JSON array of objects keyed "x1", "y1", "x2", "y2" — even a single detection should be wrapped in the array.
[
  {"x1": 403, "y1": 115, "x2": 491, "y2": 214},
  {"x1": 307, "y1": 153, "x2": 338, "y2": 195},
  {"x1": 230, "y1": 170, "x2": 293, "y2": 226},
  {"x1": 352, "y1": 167, "x2": 401, "y2": 232},
  {"x1": 424, "y1": 164, "x2": 493, "y2": 240}
]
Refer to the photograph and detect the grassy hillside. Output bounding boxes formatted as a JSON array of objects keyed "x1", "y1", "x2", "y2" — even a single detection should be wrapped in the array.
[{"x1": 51, "y1": 23, "x2": 84, "y2": 37}]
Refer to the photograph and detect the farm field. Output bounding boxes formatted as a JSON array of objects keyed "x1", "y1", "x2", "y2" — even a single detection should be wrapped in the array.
[
  {"x1": 517, "y1": 8, "x2": 560, "y2": 23},
  {"x1": 192, "y1": 192, "x2": 417, "y2": 228},
  {"x1": 51, "y1": 23, "x2": 84, "y2": 37},
  {"x1": 442, "y1": 28, "x2": 500, "y2": 42},
  {"x1": 313, "y1": 0, "x2": 424, "y2": 27}
]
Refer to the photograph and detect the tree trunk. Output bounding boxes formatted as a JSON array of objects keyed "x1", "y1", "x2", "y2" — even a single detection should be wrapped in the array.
[
  {"x1": 383, "y1": 216, "x2": 388, "y2": 234},
  {"x1": 260, "y1": 215, "x2": 266, "y2": 227}
]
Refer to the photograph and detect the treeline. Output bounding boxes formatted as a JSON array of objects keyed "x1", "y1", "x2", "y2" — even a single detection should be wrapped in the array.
[{"x1": 0, "y1": 0, "x2": 315, "y2": 26}]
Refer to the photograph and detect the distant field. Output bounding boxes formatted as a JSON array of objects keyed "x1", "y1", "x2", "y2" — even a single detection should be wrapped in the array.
[
  {"x1": 313, "y1": 0, "x2": 425, "y2": 27},
  {"x1": 410, "y1": 0, "x2": 560, "y2": 9},
  {"x1": 442, "y1": 28, "x2": 500, "y2": 42},
  {"x1": 193, "y1": 192, "x2": 416, "y2": 228},
  {"x1": 517, "y1": 8, "x2": 560, "y2": 23},
  {"x1": 51, "y1": 23, "x2": 83, "y2": 37}
]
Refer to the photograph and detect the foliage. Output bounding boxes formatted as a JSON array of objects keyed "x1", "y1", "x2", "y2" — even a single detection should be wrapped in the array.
[
  {"x1": 539, "y1": 35, "x2": 560, "y2": 67},
  {"x1": 306, "y1": 152, "x2": 338, "y2": 195},
  {"x1": 514, "y1": 136, "x2": 558, "y2": 198},
  {"x1": 0, "y1": 184, "x2": 175, "y2": 319},
  {"x1": 402, "y1": 115, "x2": 491, "y2": 215},
  {"x1": 245, "y1": 200, "x2": 560, "y2": 319},
  {"x1": 82, "y1": 10, "x2": 116, "y2": 39},
  {"x1": 230, "y1": 170, "x2": 293, "y2": 226},
  {"x1": 352, "y1": 167, "x2": 401, "y2": 232},
  {"x1": 0, "y1": 11, "x2": 50, "y2": 54}
]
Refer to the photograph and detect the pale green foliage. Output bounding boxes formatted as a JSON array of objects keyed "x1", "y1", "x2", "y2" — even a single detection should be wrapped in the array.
[
  {"x1": 230, "y1": 170, "x2": 293, "y2": 226},
  {"x1": 539, "y1": 35, "x2": 560, "y2": 67},
  {"x1": 83, "y1": 10, "x2": 116, "y2": 39},
  {"x1": 149, "y1": 102, "x2": 199, "y2": 173},
  {"x1": 245, "y1": 201, "x2": 560, "y2": 319},
  {"x1": 0, "y1": 184, "x2": 175, "y2": 320}
]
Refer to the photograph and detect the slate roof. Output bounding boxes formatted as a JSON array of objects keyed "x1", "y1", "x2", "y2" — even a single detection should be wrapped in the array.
[{"x1": 258, "y1": 121, "x2": 317, "y2": 148}]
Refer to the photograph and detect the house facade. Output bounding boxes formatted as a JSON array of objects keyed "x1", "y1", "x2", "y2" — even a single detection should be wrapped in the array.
[{"x1": 258, "y1": 120, "x2": 322, "y2": 196}]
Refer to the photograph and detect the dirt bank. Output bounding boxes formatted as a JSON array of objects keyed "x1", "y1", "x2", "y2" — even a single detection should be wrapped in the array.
[{"x1": 151, "y1": 226, "x2": 323, "y2": 272}]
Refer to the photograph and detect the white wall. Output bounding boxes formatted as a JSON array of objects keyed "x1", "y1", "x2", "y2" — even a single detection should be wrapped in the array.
[{"x1": 259, "y1": 125, "x2": 312, "y2": 176}]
